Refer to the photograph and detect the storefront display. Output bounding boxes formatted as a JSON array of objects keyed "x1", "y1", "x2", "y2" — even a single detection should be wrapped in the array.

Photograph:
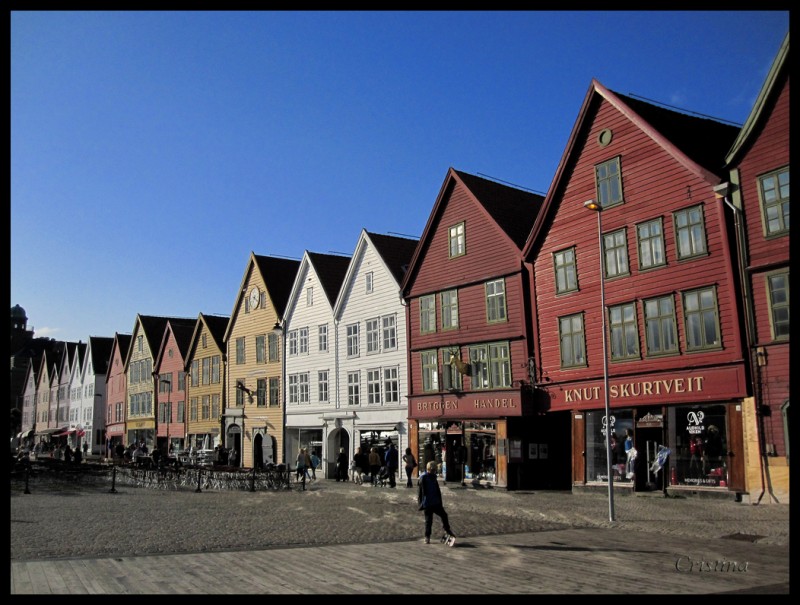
[
  {"x1": 669, "y1": 404, "x2": 728, "y2": 487},
  {"x1": 585, "y1": 410, "x2": 634, "y2": 484}
]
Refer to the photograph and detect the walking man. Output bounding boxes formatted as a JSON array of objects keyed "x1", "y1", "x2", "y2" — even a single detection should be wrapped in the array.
[
  {"x1": 418, "y1": 461, "x2": 455, "y2": 544},
  {"x1": 385, "y1": 442, "x2": 399, "y2": 488}
]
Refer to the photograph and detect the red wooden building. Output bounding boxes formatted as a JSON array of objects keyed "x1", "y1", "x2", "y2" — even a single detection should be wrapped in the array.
[
  {"x1": 401, "y1": 168, "x2": 548, "y2": 489},
  {"x1": 104, "y1": 332, "x2": 131, "y2": 456},
  {"x1": 523, "y1": 80, "x2": 750, "y2": 496},
  {"x1": 722, "y1": 32, "x2": 790, "y2": 503}
]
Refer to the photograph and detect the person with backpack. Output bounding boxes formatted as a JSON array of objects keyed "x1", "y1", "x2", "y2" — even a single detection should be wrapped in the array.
[{"x1": 403, "y1": 447, "x2": 418, "y2": 488}]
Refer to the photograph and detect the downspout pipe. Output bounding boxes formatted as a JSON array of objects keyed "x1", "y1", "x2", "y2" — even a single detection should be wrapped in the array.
[{"x1": 715, "y1": 182, "x2": 769, "y2": 504}]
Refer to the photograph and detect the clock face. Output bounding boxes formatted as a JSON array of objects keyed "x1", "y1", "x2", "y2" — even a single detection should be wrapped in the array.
[{"x1": 249, "y1": 287, "x2": 259, "y2": 309}]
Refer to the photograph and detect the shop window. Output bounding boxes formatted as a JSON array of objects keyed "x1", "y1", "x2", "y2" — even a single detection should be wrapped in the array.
[
  {"x1": 585, "y1": 410, "x2": 634, "y2": 484},
  {"x1": 670, "y1": 405, "x2": 728, "y2": 487}
]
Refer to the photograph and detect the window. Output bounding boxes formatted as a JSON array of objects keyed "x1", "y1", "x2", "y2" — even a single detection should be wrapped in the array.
[
  {"x1": 441, "y1": 348, "x2": 463, "y2": 391},
  {"x1": 485, "y1": 279, "x2": 507, "y2": 322},
  {"x1": 269, "y1": 377, "x2": 280, "y2": 407},
  {"x1": 767, "y1": 271, "x2": 790, "y2": 339},
  {"x1": 365, "y1": 272, "x2": 374, "y2": 293},
  {"x1": 190, "y1": 398, "x2": 198, "y2": 421},
  {"x1": 298, "y1": 328, "x2": 309, "y2": 354},
  {"x1": 674, "y1": 205, "x2": 707, "y2": 259},
  {"x1": 366, "y1": 318, "x2": 380, "y2": 353},
  {"x1": 759, "y1": 167, "x2": 790, "y2": 236},
  {"x1": 644, "y1": 295, "x2": 678, "y2": 356},
  {"x1": 318, "y1": 371, "x2": 329, "y2": 403},
  {"x1": 137, "y1": 335, "x2": 143, "y2": 352},
  {"x1": 256, "y1": 335, "x2": 266, "y2": 363},
  {"x1": 347, "y1": 324, "x2": 360, "y2": 357},
  {"x1": 190, "y1": 361, "x2": 198, "y2": 387},
  {"x1": 298, "y1": 373, "x2": 309, "y2": 404},
  {"x1": 469, "y1": 343, "x2": 511, "y2": 388},
  {"x1": 683, "y1": 286, "x2": 721, "y2": 351},
  {"x1": 256, "y1": 379, "x2": 267, "y2": 407},
  {"x1": 202, "y1": 358, "x2": 210, "y2": 385},
  {"x1": 420, "y1": 295, "x2": 436, "y2": 333},
  {"x1": 202, "y1": 395, "x2": 210, "y2": 420},
  {"x1": 211, "y1": 394, "x2": 220, "y2": 419},
  {"x1": 489, "y1": 343, "x2": 511, "y2": 387},
  {"x1": 382, "y1": 316, "x2": 396, "y2": 350},
  {"x1": 421, "y1": 350, "x2": 439, "y2": 392},
  {"x1": 236, "y1": 337, "x2": 245, "y2": 364},
  {"x1": 603, "y1": 229, "x2": 629, "y2": 278},
  {"x1": 384, "y1": 367, "x2": 399, "y2": 403},
  {"x1": 637, "y1": 218, "x2": 666, "y2": 270},
  {"x1": 348, "y1": 371, "x2": 360, "y2": 405},
  {"x1": 317, "y1": 324, "x2": 328, "y2": 352},
  {"x1": 201, "y1": 334, "x2": 207, "y2": 349},
  {"x1": 288, "y1": 331, "x2": 298, "y2": 356},
  {"x1": 288, "y1": 375, "x2": 298, "y2": 404},
  {"x1": 235, "y1": 381, "x2": 245, "y2": 406},
  {"x1": 268, "y1": 333, "x2": 280, "y2": 361},
  {"x1": 554, "y1": 248, "x2": 578, "y2": 294},
  {"x1": 211, "y1": 356, "x2": 220, "y2": 384},
  {"x1": 441, "y1": 290, "x2": 459, "y2": 329},
  {"x1": 609, "y1": 303, "x2": 639, "y2": 360},
  {"x1": 177, "y1": 401, "x2": 185, "y2": 423},
  {"x1": 449, "y1": 222, "x2": 466, "y2": 258},
  {"x1": 367, "y1": 369, "x2": 381, "y2": 404},
  {"x1": 306, "y1": 287, "x2": 313, "y2": 306},
  {"x1": 559, "y1": 314, "x2": 586, "y2": 368},
  {"x1": 595, "y1": 157, "x2": 623, "y2": 208}
]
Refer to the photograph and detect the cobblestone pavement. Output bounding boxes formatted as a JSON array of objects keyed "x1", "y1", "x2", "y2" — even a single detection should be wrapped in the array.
[{"x1": 10, "y1": 473, "x2": 789, "y2": 561}]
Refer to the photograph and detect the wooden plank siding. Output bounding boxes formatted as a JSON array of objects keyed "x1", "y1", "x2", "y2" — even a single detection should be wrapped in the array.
[
  {"x1": 184, "y1": 317, "x2": 225, "y2": 450},
  {"x1": 532, "y1": 96, "x2": 747, "y2": 395},
  {"x1": 725, "y1": 35, "x2": 789, "y2": 489}
]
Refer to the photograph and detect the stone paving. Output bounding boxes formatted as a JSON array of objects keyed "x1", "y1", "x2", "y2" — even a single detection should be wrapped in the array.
[{"x1": 10, "y1": 471, "x2": 789, "y2": 561}]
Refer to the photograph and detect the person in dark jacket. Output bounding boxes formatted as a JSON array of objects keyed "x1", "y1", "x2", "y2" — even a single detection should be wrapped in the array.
[
  {"x1": 336, "y1": 447, "x2": 348, "y2": 482},
  {"x1": 417, "y1": 461, "x2": 455, "y2": 544},
  {"x1": 385, "y1": 443, "x2": 399, "y2": 488}
]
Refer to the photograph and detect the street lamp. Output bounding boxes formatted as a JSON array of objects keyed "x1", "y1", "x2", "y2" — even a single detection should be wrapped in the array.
[
  {"x1": 272, "y1": 321, "x2": 285, "y2": 464},
  {"x1": 584, "y1": 199, "x2": 615, "y2": 522}
]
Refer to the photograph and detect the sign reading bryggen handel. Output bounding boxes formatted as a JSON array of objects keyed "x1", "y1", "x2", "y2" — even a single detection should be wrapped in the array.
[
  {"x1": 545, "y1": 365, "x2": 747, "y2": 411},
  {"x1": 412, "y1": 392, "x2": 523, "y2": 419}
]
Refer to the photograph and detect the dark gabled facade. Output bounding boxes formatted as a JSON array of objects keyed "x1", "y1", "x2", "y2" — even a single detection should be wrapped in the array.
[
  {"x1": 401, "y1": 167, "x2": 544, "y2": 489},
  {"x1": 523, "y1": 79, "x2": 749, "y2": 495},
  {"x1": 722, "y1": 32, "x2": 790, "y2": 503}
]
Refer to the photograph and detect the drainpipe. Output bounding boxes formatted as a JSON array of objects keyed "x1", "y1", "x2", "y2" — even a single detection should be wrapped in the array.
[{"x1": 714, "y1": 181, "x2": 769, "y2": 504}]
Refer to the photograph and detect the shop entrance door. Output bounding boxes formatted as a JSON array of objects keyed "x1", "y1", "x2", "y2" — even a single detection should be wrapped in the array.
[{"x1": 445, "y1": 434, "x2": 464, "y2": 484}]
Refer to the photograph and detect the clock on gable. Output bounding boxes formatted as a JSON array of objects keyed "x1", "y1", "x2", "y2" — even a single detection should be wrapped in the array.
[{"x1": 249, "y1": 287, "x2": 260, "y2": 310}]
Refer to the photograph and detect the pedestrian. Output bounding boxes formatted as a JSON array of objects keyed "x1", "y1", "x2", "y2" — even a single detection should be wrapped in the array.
[
  {"x1": 64, "y1": 444, "x2": 73, "y2": 464},
  {"x1": 310, "y1": 450, "x2": 320, "y2": 481},
  {"x1": 228, "y1": 447, "x2": 238, "y2": 467},
  {"x1": 73, "y1": 445, "x2": 82, "y2": 465},
  {"x1": 304, "y1": 448, "x2": 313, "y2": 482},
  {"x1": 295, "y1": 447, "x2": 308, "y2": 486},
  {"x1": 403, "y1": 447, "x2": 418, "y2": 488},
  {"x1": 417, "y1": 460, "x2": 455, "y2": 544},
  {"x1": 336, "y1": 447, "x2": 348, "y2": 482},
  {"x1": 82, "y1": 441, "x2": 89, "y2": 458},
  {"x1": 368, "y1": 447, "x2": 381, "y2": 487},
  {"x1": 385, "y1": 443, "x2": 399, "y2": 488}
]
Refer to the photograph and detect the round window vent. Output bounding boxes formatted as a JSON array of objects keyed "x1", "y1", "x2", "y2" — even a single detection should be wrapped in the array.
[{"x1": 598, "y1": 128, "x2": 613, "y2": 147}]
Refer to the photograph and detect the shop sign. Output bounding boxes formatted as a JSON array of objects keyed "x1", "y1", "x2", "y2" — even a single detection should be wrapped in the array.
[{"x1": 636, "y1": 412, "x2": 663, "y2": 428}]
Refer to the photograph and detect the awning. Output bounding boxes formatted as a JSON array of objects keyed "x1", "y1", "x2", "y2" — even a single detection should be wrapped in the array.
[
  {"x1": 355, "y1": 423, "x2": 400, "y2": 432},
  {"x1": 36, "y1": 427, "x2": 66, "y2": 436}
]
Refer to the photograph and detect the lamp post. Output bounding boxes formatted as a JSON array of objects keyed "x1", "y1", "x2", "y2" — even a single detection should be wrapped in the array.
[
  {"x1": 584, "y1": 199, "x2": 615, "y2": 522},
  {"x1": 272, "y1": 321, "x2": 285, "y2": 464}
]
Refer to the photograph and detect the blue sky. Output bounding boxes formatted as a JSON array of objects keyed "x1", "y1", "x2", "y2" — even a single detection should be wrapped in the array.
[{"x1": 10, "y1": 10, "x2": 789, "y2": 344}]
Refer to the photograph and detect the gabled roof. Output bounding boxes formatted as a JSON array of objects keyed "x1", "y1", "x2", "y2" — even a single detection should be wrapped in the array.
[
  {"x1": 125, "y1": 315, "x2": 194, "y2": 367},
  {"x1": 105, "y1": 333, "x2": 132, "y2": 384},
  {"x1": 367, "y1": 231, "x2": 420, "y2": 285},
  {"x1": 186, "y1": 313, "x2": 230, "y2": 368},
  {"x1": 725, "y1": 30, "x2": 789, "y2": 165},
  {"x1": 307, "y1": 251, "x2": 352, "y2": 307},
  {"x1": 333, "y1": 230, "x2": 419, "y2": 317},
  {"x1": 88, "y1": 336, "x2": 114, "y2": 376},
  {"x1": 401, "y1": 167, "x2": 544, "y2": 294},
  {"x1": 153, "y1": 317, "x2": 198, "y2": 371},
  {"x1": 523, "y1": 79, "x2": 739, "y2": 258},
  {"x1": 225, "y1": 253, "x2": 301, "y2": 340}
]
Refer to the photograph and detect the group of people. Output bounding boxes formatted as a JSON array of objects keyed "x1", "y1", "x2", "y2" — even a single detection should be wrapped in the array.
[
  {"x1": 344, "y1": 443, "x2": 420, "y2": 488},
  {"x1": 23, "y1": 441, "x2": 88, "y2": 464},
  {"x1": 295, "y1": 447, "x2": 321, "y2": 483}
]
